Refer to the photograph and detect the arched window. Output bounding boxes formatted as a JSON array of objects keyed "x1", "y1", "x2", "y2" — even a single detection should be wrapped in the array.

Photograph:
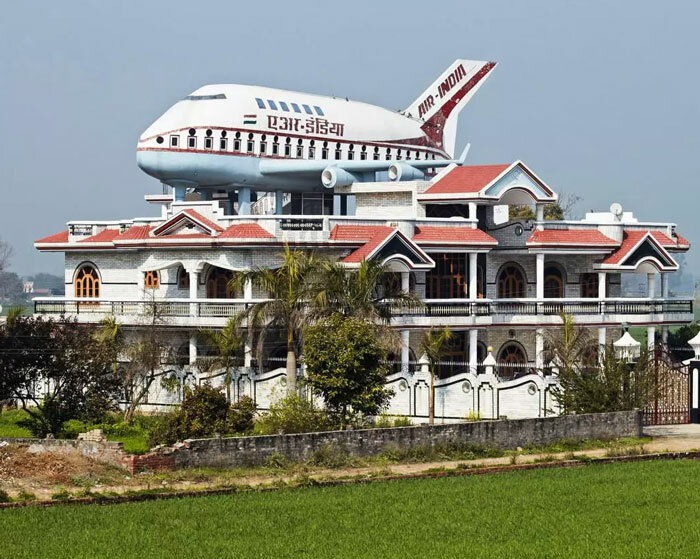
[
  {"x1": 543, "y1": 265, "x2": 564, "y2": 298},
  {"x1": 284, "y1": 137, "x2": 291, "y2": 157},
  {"x1": 177, "y1": 266, "x2": 190, "y2": 290},
  {"x1": 580, "y1": 273, "x2": 599, "y2": 298},
  {"x1": 335, "y1": 142, "x2": 342, "y2": 160},
  {"x1": 259, "y1": 134, "x2": 267, "y2": 155},
  {"x1": 247, "y1": 133, "x2": 254, "y2": 153},
  {"x1": 206, "y1": 267, "x2": 238, "y2": 299},
  {"x1": 144, "y1": 270, "x2": 160, "y2": 289},
  {"x1": 348, "y1": 144, "x2": 354, "y2": 160},
  {"x1": 497, "y1": 342, "x2": 528, "y2": 378},
  {"x1": 233, "y1": 131, "x2": 241, "y2": 152},
  {"x1": 74, "y1": 264, "x2": 100, "y2": 298},
  {"x1": 272, "y1": 135, "x2": 279, "y2": 155},
  {"x1": 497, "y1": 264, "x2": 526, "y2": 299},
  {"x1": 360, "y1": 145, "x2": 367, "y2": 160}
]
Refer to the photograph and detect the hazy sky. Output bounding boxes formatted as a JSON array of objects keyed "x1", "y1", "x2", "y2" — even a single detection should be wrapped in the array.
[{"x1": 1, "y1": 0, "x2": 698, "y2": 276}]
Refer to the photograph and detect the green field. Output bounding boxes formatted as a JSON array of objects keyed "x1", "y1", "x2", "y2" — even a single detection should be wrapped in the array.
[{"x1": 2, "y1": 459, "x2": 700, "y2": 558}]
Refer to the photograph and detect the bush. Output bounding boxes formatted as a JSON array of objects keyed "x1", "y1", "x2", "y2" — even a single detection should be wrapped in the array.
[
  {"x1": 148, "y1": 387, "x2": 257, "y2": 447},
  {"x1": 254, "y1": 395, "x2": 333, "y2": 435},
  {"x1": 60, "y1": 419, "x2": 88, "y2": 439},
  {"x1": 16, "y1": 490, "x2": 36, "y2": 502},
  {"x1": 0, "y1": 489, "x2": 10, "y2": 503}
]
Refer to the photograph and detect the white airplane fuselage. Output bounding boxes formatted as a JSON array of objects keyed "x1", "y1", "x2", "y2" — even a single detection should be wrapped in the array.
[{"x1": 136, "y1": 60, "x2": 496, "y2": 194}]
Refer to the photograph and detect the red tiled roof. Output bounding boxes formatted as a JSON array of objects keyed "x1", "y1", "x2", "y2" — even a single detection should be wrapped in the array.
[
  {"x1": 424, "y1": 164, "x2": 510, "y2": 194},
  {"x1": 413, "y1": 226, "x2": 497, "y2": 245},
  {"x1": 602, "y1": 230, "x2": 654, "y2": 265},
  {"x1": 220, "y1": 223, "x2": 274, "y2": 239},
  {"x1": 182, "y1": 209, "x2": 224, "y2": 233},
  {"x1": 674, "y1": 232, "x2": 691, "y2": 247},
  {"x1": 527, "y1": 229, "x2": 618, "y2": 248},
  {"x1": 115, "y1": 225, "x2": 153, "y2": 241},
  {"x1": 35, "y1": 230, "x2": 69, "y2": 244},
  {"x1": 78, "y1": 229, "x2": 122, "y2": 243},
  {"x1": 649, "y1": 230, "x2": 691, "y2": 250},
  {"x1": 329, "y1": 225, "x2": 394, "y2": 241},
  {"x1": 329, "y1": 225, "x2": 396, "y2": 263}
]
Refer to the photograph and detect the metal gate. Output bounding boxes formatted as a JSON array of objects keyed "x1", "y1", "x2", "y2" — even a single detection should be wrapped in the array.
[{"x1": 643, "y1": 349, "x2": 690, "y2": 426}]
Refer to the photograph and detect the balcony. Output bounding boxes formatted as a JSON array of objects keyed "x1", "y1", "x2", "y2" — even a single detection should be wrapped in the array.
[{"x1": 33, "y1": 297, "x2": 694, "y2": 328}]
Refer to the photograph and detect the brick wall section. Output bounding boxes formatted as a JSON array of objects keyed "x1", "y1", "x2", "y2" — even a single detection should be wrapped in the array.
[
  {"x1": 0, "y1": 437, "x2": 127, "y2": 468},
  {"x1": 127, "y1": 410, "x2": 642, "y2": 472}
]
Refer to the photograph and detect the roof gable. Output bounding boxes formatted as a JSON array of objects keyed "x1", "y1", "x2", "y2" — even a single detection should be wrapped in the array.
[
  {"x1": 152, "y1": 209, "x2": 224, "y2": 237},
  {"x1": 600, "y1": 231, "x2": 677, "y2": 271}
]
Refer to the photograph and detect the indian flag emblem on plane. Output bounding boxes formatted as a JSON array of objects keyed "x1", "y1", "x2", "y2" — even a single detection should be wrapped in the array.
[{"x1": 243, "y1": 114, "x2": 257, "y2": 125}]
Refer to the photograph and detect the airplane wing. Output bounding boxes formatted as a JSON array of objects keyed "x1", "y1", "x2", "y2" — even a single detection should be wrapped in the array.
[{"x1": 259, "y1": 144, "x2": 470, "y2": 187}]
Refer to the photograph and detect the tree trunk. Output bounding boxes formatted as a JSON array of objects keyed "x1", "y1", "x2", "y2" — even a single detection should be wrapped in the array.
[
  {"x1": 225, "y1": 366, "x2": 231, "y2": 404},
  {"x1": 429, "y1": 370, "x2": 435, "y2": 425},
  {"x1": 286, "y1": 326, "x2": 297, "y2": 395}
]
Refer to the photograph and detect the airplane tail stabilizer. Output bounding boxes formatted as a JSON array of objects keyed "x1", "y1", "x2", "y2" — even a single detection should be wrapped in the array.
[{"x1": 405, "y1": 60, "x2": 496, "y2": 156}]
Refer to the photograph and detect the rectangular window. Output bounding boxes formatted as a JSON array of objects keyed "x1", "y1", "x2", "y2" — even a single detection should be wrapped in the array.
[
  {"x1": 360, "y1": 150, "x2": 367, "y2": 160},
  {"x1": 233, "y1": 139, "x2": 241, "y2": 151},
  {"x1": 302, "y1": 104, "x2": 313, "y2": 115},
  {"x1": 279, "y1": 101, "x2": 289, "y2": 112},
  {"x1": 308, "y1": 146, "x2": 315, "y2": 158},
  {"x1": 335, "y1": 148, "x2": 341, "y2": 159},
  {"x1": 314, "y1": 106, "x2": 324, "y2": 116},
  {"x1": 272, "y1": 142, "x2": 279, "y2": 155},
  {"x1": 373, "y1": 151, "x2": 379, "y2": 160},
  {"x1": 204, "y1": 137, "x2": 213, "y2": 150},
  {"x1": 255, "y1": 98, "x2": 265, "y2": 109},
  {"x1": 220, "y1": 138, "x2": 227, "y2": 150},
  {"x1": 188, "y1": 136, "x2": 196, "y2": 149},
  {"x1": 267, "y1": 100, "x2": 277, "y2": 110},
  {"x1": 247, "y1": 140, "x2": 254, "y2": 153},
  {"x1": 170, "y1": 135, "x2": 179, "y2": 147},
  {"x1": 260, "y1": 142, "x2": 266, "y2": 154},
  {"x1": 322, "y1": 148, "x2": 328, "y2": 159},
  {"x1": 291, "y1": 103, "x2": 301, "y2": 113},
  {"x1": 284, "y1": 143, "x2": 291, "y2": 157},
  {"x1": 296, "y1": 144, "x2": 303, "y2": 157},
  {"x1": 348, "y1": 150, "x2": 354, "y2": 161}
]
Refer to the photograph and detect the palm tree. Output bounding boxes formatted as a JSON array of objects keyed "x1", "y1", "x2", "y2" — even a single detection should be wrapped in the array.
[
  {"x1": 197, "y1": 318, "x2": 244, "y2": 403},
  {"x1": 311, "y1": 259, "x2": 422, "y2": 347},
  {"x1": 419, "y1": 326, "x2": 452, "y2": 425},
  {"x1": 97, "y1": 315, "x2": 124, "y2": 376},
  {"x1": 229, "y1": 245, "x2": 321, "y2": 394}
]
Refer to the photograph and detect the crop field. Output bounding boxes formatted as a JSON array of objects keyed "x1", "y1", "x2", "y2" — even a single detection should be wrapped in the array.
[{"x1": 2, "y1": 459, "x2": 700, "y2": 558}]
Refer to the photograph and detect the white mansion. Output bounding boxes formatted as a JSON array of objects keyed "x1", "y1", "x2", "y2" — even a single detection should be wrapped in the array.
[{"x1": 34, "y1": 162, "x2": 692, "y2": 420}]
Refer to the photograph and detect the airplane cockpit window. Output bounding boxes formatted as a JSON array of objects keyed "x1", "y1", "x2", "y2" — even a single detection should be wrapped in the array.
[
  {"x1": 255, "y1": 98, "x2": 266, "y2": 109},
  {"x1": 267, "y1": 100, "x2": 277, "y2": 110},
  {"x1": 279, "y1": 102, "x2": 289, "y2": 112},
  {"x1": 185, "y1": 94, "x2": 226, "y2": 101},
  {"x1": 291, "y1": 103, "x2": 301, "y2": 113},
  {"x1": 302, "y1": 104, "x2": 313, "y2": 115},
  {"x1": 170, "y1": 135, "x2": 179, "y2": 148},
  {"x1": 314, "y1": 106, "x2": 324, "y2": 116}
]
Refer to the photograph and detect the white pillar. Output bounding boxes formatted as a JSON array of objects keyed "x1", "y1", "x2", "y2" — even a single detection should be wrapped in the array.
[
  {"x1": 647, "y1": 326, "x2": 656, "y2": 351},
  {"x1": 662, "y1": 326, "x2": 669, "y2": 346},
  {"x1": 536, "y1": 204, "x2": 544, "y2": 230},
  {"x1": 647, "y1": 273, "x2": 656, "y2": 298},
  {"x1": 468, "y1": 329, "x2": 478, "y2": 374},
  {"x1": 189, "y1": 269, "x2": 199, "y2": 317},
  {"x1": 244, "y1": 330, "x2": 253, "y2": 368},
  {"x1": 401, "y1": 271, "x2": 410, "y2": 293},
  {"x1": 469, "y1": 253, "x2": 478, "y2": 300},
  {"x1": 468, "y1": 202, "x2": 477, "y2": 228},
  {"x1": 535, "y1": 328, "x2": 544, "y2": 372},
  {"x1": 238, "y1": 187, "x2": 251, "y2": 215},
  {"x1": 244, "y1": 278, "x2": 253, "y2": 301},
  {"x1": 401, "y1": 330, "x2": 410, "y2": 374},
  {"x1": 189, "y1": 333, "x2": 197, "y2": 366},
  {"x1": 598, "y1": 272, "x2": 606, "y2": 299},
  {"x1": 661, "y1": 273, "x2": 669, "y2": 298},
  {"x1": 536, "y1": 253, "x2": 545, "y2": 299},
  {"x1": 598, "y1": 327, "x2": 606, "y2": 362}
]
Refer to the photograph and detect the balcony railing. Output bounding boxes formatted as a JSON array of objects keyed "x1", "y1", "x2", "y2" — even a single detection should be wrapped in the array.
[{"x1": 33, "y1": 297, "x2": 694, "y2": 320}]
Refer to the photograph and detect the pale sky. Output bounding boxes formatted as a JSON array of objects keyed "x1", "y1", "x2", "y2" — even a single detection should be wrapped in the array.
[{"x1": 1, "y1": 0, "x2": 698, "y2": 277}]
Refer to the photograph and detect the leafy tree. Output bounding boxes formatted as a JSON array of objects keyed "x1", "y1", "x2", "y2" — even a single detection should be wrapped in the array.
[
  {"x1": 197, "y1": 318, "x2": 244, "y2": 403},
  {"x1": 509, "y1": 192, "x2": 581, "y2": 222},
  {"x1": 311, "y1": 259, "x2": 421, "y2": 349},
  {"x1": 546, "y1": 315, "x2": 657, "y2": 413},
  {"x1": 305, "y1": 313, "x2": 392, "y2": 427},
  {"x1": 0, "y1": 271, "x2": 24, "y2": 303},
  {"x1": 230, "y1": 245, "x2": 322, "y2": 394},
  {"x1": 0, "y1": 237, "x2": 11, "y2": 273},
  {"x1": 0, "y1": 313, "x2": 120, "y2": 436},
  {"x1": 419, "y1": 326, "x2": 452, "y2": 425},
  {"x1": 27, "y1": 273, "x2": 65, "y2": 294},
  {"x1": 667, "y1": 322, "x2": 699, "y2": 362}
]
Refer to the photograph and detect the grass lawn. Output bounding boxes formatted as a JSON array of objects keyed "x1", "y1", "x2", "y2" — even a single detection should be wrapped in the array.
[
  {"x1": 0, "y1": 409, "x2": 33, "y2": 438},
  {"x1": 2, "y1": 459, "x2": 700, "y2": 558}
]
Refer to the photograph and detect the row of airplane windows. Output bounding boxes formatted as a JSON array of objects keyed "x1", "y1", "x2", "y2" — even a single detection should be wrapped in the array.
[
  {"x1": 255, "y1": 97, "x2": 324, "y2": 116},
  {"x1": 157, "y1": 129, "x2": 437, "y2": 161}
]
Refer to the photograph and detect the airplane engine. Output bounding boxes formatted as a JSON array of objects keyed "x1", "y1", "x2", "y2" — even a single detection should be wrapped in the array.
[
  {"x1": 387, "y1": 163, "x2": 425, "y2": 182},
  {"x1": 321, "y1": 166, "x2": 359, "y2": 189}
]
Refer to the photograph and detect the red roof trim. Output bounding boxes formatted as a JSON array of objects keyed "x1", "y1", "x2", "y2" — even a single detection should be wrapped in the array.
[
  {"x1": 35, "y1": 230, "x2": 69, "y2": 244},
  {"x1": 152, "y1": 209, "x2": 223, "y2": 237},
  {"x1": 412, "y1": 226, "x2": 497, "y2": 245},
  {"x1": 527, "y1": 229, "x2": 618, "y2": 248},
  {"x1": 219, "y1": 223, "x2": 274, "y2": 239},
  {"x1": 424, "y1": 164, "x2": 510, "y2": 195}
]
